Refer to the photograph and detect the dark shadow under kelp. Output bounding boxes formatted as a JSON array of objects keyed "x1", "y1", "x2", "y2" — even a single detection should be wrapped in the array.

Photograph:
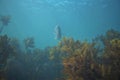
[{"x1": 0, "y1": 29, "x2": 120, "y2": 80}]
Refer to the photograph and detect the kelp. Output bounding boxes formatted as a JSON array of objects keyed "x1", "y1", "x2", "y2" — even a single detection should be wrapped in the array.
[
  {"x1": 62, "y1": 40, "x2": 101, "y2": 80},
  {"x1": 49, "y1": 37, "x2": 100, "y2": 80},
  {"x1": 0, "y1": 35, "x2": 14, "y2": 80},
  {"x1": 101, "y1": 39, "x2": 120, "y2": 80},
  {"x1": 0, "y1": 29, "x2": 120, "y2": 80},
  {"x1": 49, "y1": 29, "x2": 120, "y2": 80},
  {"x1": 0, "y1": 35, "x2": 13, "y2": 65},
  {"x1": 24, "y1": 37, "x2": 35, "y2": 49}
]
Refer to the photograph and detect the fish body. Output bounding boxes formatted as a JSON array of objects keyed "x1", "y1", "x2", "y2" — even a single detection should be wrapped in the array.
[
  {"x1": 0, "y1": 15, "x2": 11, "y2": 26},
  {"x1": 54, "y1": 25, "x2": 61, "y2": 40}
]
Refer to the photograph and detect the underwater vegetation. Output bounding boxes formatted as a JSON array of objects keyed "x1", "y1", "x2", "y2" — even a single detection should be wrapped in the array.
[
  {"x1": 97, "y1": 29, "x2": 120, "y2": 80},
  {"x1": 0, "y1": 35, "x2": 15, "y2": 80},
  {"x1": 0, "y1": 35, "x2": 15, "y2": 65},
  {"x1": 0, "y1": 35, "x2": 62, "y2": 80},
  {"x1": 0, "y1": 29, "x2": 120, "y2": 80},
  {"x1": 50, "y1": 37, "x2": 100, "y2": 80},
  {"x1": 24, "y1": 37, "x2": 35, "y2": 49},
  {"x1": 49, "y1": 29, "x2": 120, "y2": 80},
  {"x1": 0, "y1": 15, "x2": 11, "y2": 33}
]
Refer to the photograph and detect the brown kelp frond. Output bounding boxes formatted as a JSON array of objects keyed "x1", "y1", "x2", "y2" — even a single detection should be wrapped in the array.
[
  {"x1": 50, "y1": 29, "x2": 120, "y2": 80},
  {"x1": 49, "y1": 37, "x2": 100, "y2": 80}
]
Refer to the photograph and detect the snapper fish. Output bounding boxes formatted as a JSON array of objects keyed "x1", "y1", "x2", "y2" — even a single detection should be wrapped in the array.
[{"x1": 54, "y1": 25, "x2": 61, "y2": 40}]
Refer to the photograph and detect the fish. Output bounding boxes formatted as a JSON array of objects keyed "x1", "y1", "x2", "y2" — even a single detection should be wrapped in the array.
[
  {"x1": 0, "y1": 15, "x2": 11, "y2": 33},
  {"x1": 0, "y1": 15, "x2": 11, "y2": 26},
  {"x1": 54, "y1": 25, "x2": 62, "y2": 40}
]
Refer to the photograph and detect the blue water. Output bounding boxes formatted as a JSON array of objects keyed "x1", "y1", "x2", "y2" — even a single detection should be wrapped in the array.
[{"x1": 0, "y1": 0, "x2": 120, "y2": 48}]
